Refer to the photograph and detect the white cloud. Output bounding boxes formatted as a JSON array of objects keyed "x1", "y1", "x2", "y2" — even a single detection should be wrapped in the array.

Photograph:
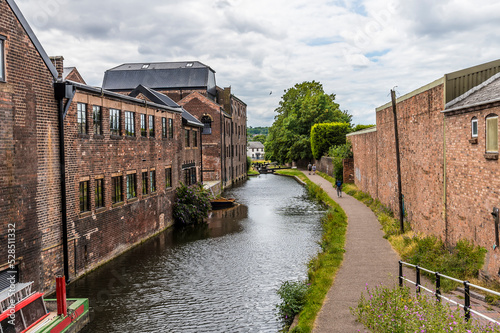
[{"x1": 14, "y1": 0, "x2": 500, "y2": 127}]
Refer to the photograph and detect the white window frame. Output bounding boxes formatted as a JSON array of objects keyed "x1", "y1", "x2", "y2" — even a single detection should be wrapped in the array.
[{"x1": 471, "y1": 117, "x2": 478, "y2": 138}]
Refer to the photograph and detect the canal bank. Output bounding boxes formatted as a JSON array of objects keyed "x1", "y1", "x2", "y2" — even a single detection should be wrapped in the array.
[
  {"x1": 300, "y1": 171, "x2": 400, "y2": 333},
  {"x1": 67, "y1": 174, "x2": 326, "y2": 332}
]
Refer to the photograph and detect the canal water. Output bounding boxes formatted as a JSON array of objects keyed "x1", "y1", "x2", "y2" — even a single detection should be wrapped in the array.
[{"x1": 68, "y1": 174, "x2": 326, "y2": 332}]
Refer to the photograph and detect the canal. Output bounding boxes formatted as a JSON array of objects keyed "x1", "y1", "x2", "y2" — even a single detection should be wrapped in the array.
[{"x1": 68, "y1": 174, "x2": 326, "y2": 332}]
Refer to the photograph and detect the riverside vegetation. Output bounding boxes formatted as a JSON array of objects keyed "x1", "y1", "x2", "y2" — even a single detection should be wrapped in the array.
[
  {"x1": 316, "y1": 172, "x2": 497, "y2": 331},
  {"x1": 274, "y1": 169, "x2": 347, "y2": 333}
]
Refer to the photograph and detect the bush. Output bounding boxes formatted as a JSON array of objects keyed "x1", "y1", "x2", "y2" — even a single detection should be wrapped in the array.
[
  {"x1": 173, "y1": 182, "x2": 211, "y2": 225},
  {"x1": 310, "y1": 122, "x2": 350, "y2": 159},
  {"x1": 352, "y1": 284, "x2": 500, "y2": 333},
  {"x1": 276, "y1": 280, "x2": 309, "y2": 330}
]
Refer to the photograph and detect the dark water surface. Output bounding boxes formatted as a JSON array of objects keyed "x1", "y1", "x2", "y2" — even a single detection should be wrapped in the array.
[{"x1": 68, "y1": 174, "x2": 325, "y2": 332}]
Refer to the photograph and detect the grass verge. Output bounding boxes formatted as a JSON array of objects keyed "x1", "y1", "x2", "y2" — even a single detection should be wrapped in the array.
[
  {"x1": 275, "y1": 169, "x2": 347, "y2": 332},
  {"x1": 247, "y1": 168, "x2": 260, "y2": 175}
]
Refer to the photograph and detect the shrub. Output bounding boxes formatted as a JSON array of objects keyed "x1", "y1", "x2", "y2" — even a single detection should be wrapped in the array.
[
  {"x1": 352, "y1": 284, "x2": 500, "y2": 333},
  {"x1": 310, "y1": 122, "x2": 350, "y2": 159},
  {"x1": 276, "y1": 280, "x2": 309, "y2": 330},
  {"x1": 173, "y1": 182, "x2": 211, "y2": 225}
]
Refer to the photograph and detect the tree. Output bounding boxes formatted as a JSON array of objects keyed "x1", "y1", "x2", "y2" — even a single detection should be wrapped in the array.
[
  {"x1": 251, "y1": 134, "x2": 267, "y2": 144},
  {"x1": 265, "y1": 81, "x2": 351, "y2": 164}
]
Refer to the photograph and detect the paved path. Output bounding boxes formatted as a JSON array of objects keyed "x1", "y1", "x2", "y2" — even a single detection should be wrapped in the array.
[{"x1": 301, "y1": 171, "x2": 400, "y2": 333}]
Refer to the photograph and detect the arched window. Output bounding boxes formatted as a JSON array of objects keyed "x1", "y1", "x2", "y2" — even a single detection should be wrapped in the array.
[
  {"x1": 471, "y1": 117, "x2": 478, "y2": 138},
  {"x1": 486, "y1": 114, "x2": 498, "y2": 153},
  {"x1": 201, "y1": 115, "x2": 212, "y2": 135}
]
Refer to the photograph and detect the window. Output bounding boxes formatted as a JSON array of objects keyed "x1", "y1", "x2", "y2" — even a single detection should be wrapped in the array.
[
  {"x1": 149, "y1": 115, "x2": 155, "y2": 137},
  {"x1": 79, "y1": 181, "x2": 90, "y2": 212},
  {"x1": 95, "y1": 178, "x2": 104, "y2": 209},
  {"x1": 0, "y1": 37, "x2": 5, "y2": 81},
  {"x1": 193, "y1": 131, "x2": 198, "y2": 147},
  {"x1": 168, "y1": 118, "x2": 174, "y2": 139},
  {"x1": 201, "y1": 116, "x2": 212, "y2": 134},
  {"x1": 125, "y1": 111, "x2": 135, "y2": 136},
  {"x1": 142, "y1": 172, "x2": 148, "y2": 195},
  {"x1": 112, "y1": 176, "x2": 123, "y2": 203},
  {"x1": 150, "y1": 170, "x2": 156, "y2": 193},
  {"x1": 77, "y1": 103, "x2": 87, "y2": 134},
  {"x1": 126, "y1": 173, "x2": 137, "y2": 199},
  {"x1": 110, "y1": 109, "x2": 121, "y2": 136},
  {"x1": 486, "y1": 115, "x2": 498, "y2": 153},
  {"x1": 165, "y1": 167, "x2": 172, "y2": 188},
  {"x1": 471, "y1": 117, "x2": 478, "y2": 137},
  {"x1": 162, "y1": 117, "x2": 167, "y2": 138},
  {"x1": 140, "y1": 114, "x2": 147, "y2": 137},
  {"x1": 185, "y1": 129, "x2": 190, "y2": 147},
  {"x1": 184, "y1": 168, "x2": 196, "y2": 186},
  {"x1": 93, "y1": 105, "x2": 102, "y2": 135}
]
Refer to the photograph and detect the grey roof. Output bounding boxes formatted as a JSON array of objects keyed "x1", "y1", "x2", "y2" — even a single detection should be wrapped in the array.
[
  {"x1": 5, "y1": 0, "x2": 58, "y2": 79},
  {"x1": 444, "y1": 72, "x2": 500, "y2": 113},
  {"x1": 102, "y1": 61, "x2": 217, "y2": 96},
  {"x1": 129, "y1": 84, "x2": 181, "y2": 109},
  {"x1": 129, "y1": 84, "x2": 202, "y2": 127},
  {"x1": 248, "y1": 141, "x2": 265, "y2": 149}
]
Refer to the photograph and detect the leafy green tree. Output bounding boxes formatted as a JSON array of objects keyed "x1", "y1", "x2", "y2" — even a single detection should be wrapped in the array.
[
  {"x1": 265, "y1": 81, "x2": 351, "y2": 164},
  {"x1": 251, "y1": 134, "x2": 267, "y2": 144},
  {"x1": 310, "y1": 122, "x2": 350, "y2": 159}
]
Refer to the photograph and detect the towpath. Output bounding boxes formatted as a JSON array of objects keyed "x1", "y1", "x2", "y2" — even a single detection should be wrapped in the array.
[{"x1": 302, "y1": 170, "x2": 400, "y2": 332}]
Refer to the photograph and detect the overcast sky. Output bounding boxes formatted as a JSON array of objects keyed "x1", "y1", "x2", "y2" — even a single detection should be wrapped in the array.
[{"x1": 16, "y1": 0, "x2": 500, "y2": 127}]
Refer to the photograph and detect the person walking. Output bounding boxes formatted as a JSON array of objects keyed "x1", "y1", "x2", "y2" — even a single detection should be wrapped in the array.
[
  {"x1": 336, "y1": 179, "x2": 343, "y2": 197},
  {"x1": 307, "y1": 162, "x2": 312, "y2": 175},
  {"x1": 312, "y1": 164, "x2": 316, "y2": 175}
]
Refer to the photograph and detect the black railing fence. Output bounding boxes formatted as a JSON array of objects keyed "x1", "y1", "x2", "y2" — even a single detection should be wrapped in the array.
[{"x1": 399, "y1": 260, "x2": 500, "y2": 324}]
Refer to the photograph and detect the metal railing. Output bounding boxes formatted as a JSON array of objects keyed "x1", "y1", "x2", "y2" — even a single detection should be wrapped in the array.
[{"x1": 399, "y1": 260, "x2": 500, "y2": 324}]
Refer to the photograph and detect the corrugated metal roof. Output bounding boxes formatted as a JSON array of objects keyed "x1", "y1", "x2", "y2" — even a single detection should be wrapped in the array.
[{"x1": 444, "y1": 72, "x2": 500, "y2": 113}]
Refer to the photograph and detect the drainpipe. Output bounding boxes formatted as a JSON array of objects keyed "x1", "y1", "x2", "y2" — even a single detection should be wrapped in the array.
[
  {"x1": 200, "y1": 127, "x2": 203, "y2": 183},
  {"x1": 54, "y1": 81, "x2": 74, "y2": 284},
  {"x1": 221, "y1": 109, "x2": 225, "y2": 189}
]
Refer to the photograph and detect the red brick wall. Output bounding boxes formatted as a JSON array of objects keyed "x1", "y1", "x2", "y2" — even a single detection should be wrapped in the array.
[
  {"x1": 0, "y1": 1, "x2": 62, "y2": 292},
  {"x1": 445, "y1": 104, "x2": 500, "y2": 277},
  {"x1": 350, "y1": 84, "x2": 446, "y2": 238},
  {"x1": 349, "y1": 130, "x2": 378, "y2": 199},
  {"x1": 64, "y1": 90, "x2": 184, "y2": 277}
]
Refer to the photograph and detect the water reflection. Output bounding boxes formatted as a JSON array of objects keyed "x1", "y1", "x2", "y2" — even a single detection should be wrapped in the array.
[{"x1": 69, "y1": 174, "x2": 325, "y2": 332}]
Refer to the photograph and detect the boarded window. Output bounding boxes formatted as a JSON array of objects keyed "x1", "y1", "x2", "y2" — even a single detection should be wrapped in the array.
[{"x1": 486, "y1": 115, "x2": 498, "y2": 153}]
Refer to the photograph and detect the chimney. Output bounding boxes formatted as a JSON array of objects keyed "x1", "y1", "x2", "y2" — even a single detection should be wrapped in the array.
[{"x1": 50, "y1": 56, "x2": 64, "y2": 80}]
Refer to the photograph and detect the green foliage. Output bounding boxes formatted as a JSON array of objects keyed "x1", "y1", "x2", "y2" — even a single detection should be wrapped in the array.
[
  {"x1": 251, "y1": 134, "x2": 267, "y2": 144},
  {"x1": 173, "y1": 183, "x2": 211, "y2": 225},
  {"x1": 266, "y1": 81, "x2": 352, "y2": 164},
  {"x1": 276, "y1": 280, "x2": 309, "y2": 330},
  {"x1": 310, "y1": 122, "x2": 350, "y2": 159},
  {"x1": 247, "y1": 126, "x2": 269, "y2": 136},
  {"x1": 328, "y1": 141, "x2": 353, "y2": 181},
  {"x1": 352, "y1": 124, "x2": 375, "y2": 132},
  {"x1": 246, "y1": 156, "x2": 252, "y2": 171},
  {"x1": 352, "y1": 285, "x2": 500, "y2": 333}
]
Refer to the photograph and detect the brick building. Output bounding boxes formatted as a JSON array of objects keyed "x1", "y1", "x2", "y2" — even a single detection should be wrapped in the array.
[
  {"x1": 0, "y1": 0, "x2": 62, "y2": 291},
  {"x1": 102, "y1": 61, "x2": 247, "y2": 189},
  {"x1": 0, "y1": 0, "x2": 204, "y2": 293},
  {"x1": 348, "y1": 59, "x2": 500, "y2": 279}
]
